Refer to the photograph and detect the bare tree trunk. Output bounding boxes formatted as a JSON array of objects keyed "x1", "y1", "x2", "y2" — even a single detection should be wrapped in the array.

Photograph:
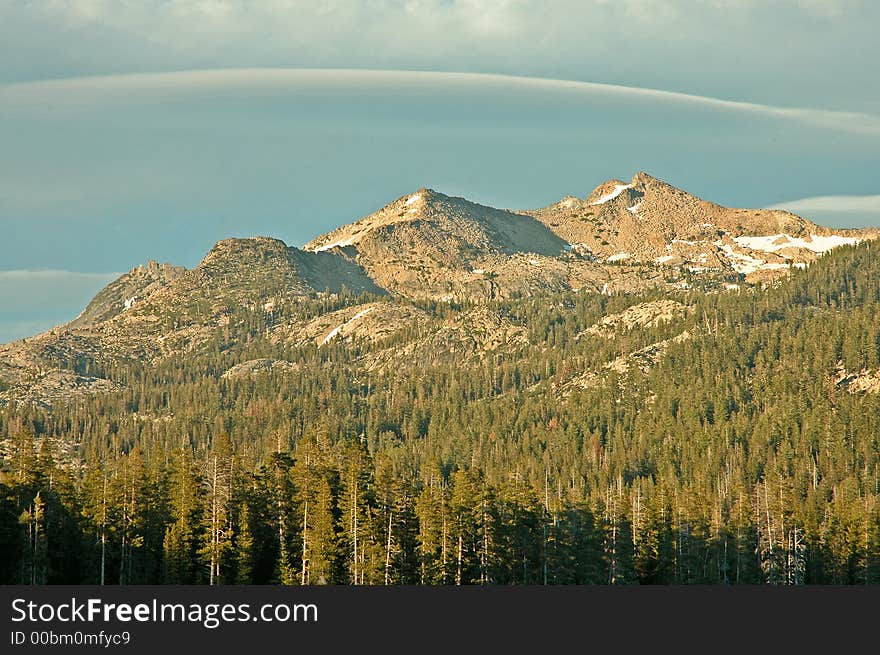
[
  {"x1": 352, "y1": 480, "x2": 359, "y2": 585},
  {"x1": 764, "y1": 482, "x2": 774, "y2": 583},
  {"x1": 301, "y1": 500, "x2": 309, "y2": 585},
  {"x1": 278, "y1": 476, "x2": 286, "y2": 581},
  {"x1": 385, "y1": 509, "x2": 393, "y2": 585},
  {"x1": 543, "y1": 469, "x2": 549, "y2": 586},
  {"x1": 481, "y1": 499, "x2": 489, "y2": 585},
  {"x1": 210, "y1": 456, "x2": 218, "y2": 586},
  {"x1": 120, "y1": 468, "x2": 128, "y2": 585},
  {"x1": 456, "y1": 530, "x2": 463, "y2": 586},
  {"x1": 441, "y1": 512, "x2": 448, "y2": 583},
  {"x1": 100, "y1": 477, "x2": 107, "y2": 586}
]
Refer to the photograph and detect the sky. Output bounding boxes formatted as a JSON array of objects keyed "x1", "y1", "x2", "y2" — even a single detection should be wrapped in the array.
[{"x1": 1, "y1": 1, "x2": 879, "y2": 343}]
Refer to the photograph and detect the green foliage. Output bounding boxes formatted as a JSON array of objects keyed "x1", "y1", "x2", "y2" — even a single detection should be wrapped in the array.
[{"x1": 1, "y1": 243, "x2": 880, "y2": 584}]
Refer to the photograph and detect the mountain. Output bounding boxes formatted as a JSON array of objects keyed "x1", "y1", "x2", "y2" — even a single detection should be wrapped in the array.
[
  {"x1": 0, "y1": 237, "x2": 382, "y2": 406},
  {"x1": 527, "y1": 171, "x2": 868, "y2": 283},
  {"x1": 4, "y1": 175, "x2": 880, "y2": 586},
  {"x1": 304, "y1": 188, "x2": 588, "y2": 301},
  {"x1": 0, "y1": 173, "x2": 875, "y2": 407}
]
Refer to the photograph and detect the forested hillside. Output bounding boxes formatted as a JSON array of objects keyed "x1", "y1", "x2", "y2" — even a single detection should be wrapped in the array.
[{"x1": 2, "y1": 241, "x2": 880, "y2": 585}]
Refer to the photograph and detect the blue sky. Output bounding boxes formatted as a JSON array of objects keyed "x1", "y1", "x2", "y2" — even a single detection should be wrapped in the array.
[{"x1": 1, "y1": 1, "x2": 879, "y2": 343}]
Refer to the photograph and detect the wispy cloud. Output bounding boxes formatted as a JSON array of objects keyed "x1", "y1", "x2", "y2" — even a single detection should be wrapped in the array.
[
  {"x1": 4, "y1": 68, "x2": 880, "y2": 136},
  {"x1": 0, "y1": 1, "x2": 876, "y2": 110},
  {"x1": 768, "y1": 195, "x2": 880, "y2": 212}
]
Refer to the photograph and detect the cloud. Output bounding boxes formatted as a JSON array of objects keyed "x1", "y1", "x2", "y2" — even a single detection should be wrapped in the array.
[
  {"x1": 4, "y1": 68, "x2": 880, "y2": 136},
  {"x1": 768, "y1": 195, "x2": 880, "y2": 212},
  {"x1": 1, "y1": 67, "x2": 876, "y2": 276},
  {"x1": 0, "y1": 1, "x2": 876, "y2": 110},
  {"x1": 767, "y1": 195, "x2": 880, "y2": 229}
]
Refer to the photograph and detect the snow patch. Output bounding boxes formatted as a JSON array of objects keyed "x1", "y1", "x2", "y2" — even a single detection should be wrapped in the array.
[
  {"x1": 565, "y1": 243, "x2": 593, "y2": 253},
  {"x1": 321, "y1": 307, "x2": 376, "y2": 345},
  {"x1": 655, "y1": 255, "x2": 675, "y2": 264},
  {"x1": 717, "y1": 242, "x2": 766, "y2": 275},
  {"x1": 405, "y1": 193, "x2": 422, "y2": 206},
  {"x1": 733, "y1": 233, "x2": 859, "y2": 254},
  {"x1": 312, "y1": 235, "x2": 358, "y2": 252},
  {"x1": 123, "y1": 296, "x2": 136, "y2": 310},
  {"x1": 590, "y1": 184, "x2": 632, "y2": 205},
  {"x1": 627, "y1": 201, "x2": 643, "y2": 215},
  {"x1": 606, "y1": 252, "x2": 630, "y2": 263}
]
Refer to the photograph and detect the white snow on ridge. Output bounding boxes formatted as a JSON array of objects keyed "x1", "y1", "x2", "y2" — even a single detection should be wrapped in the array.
[
  {"x1": 718, "y1": 241, "x2": 820, "y2": 275},
  {"x1": 655, "y1": 255, "x2": 675, "y2": 264},
  {"x1": 607, "y1": 252, "x2": 630, "y2": 263},
  {"x1": 627, "y1": 201, "x2": 643, "y2": 215},
  {"x1": 405, "y1": 193, "x2": 422, "y2": 206},
  {"x1": 565, "y1": 242, "x2": 593, "y2": 253},
  {"x1": 123, "y1": 296, "x2": 136, "y2": 310},
  {"x1": 590, "y1": 184, "x2": 632, "y2": 205},
  {"x1": 321, "y1": 306, "x2": 376, "y2": 345},
  {"x1": 717, "y1": 243, "x2": 766, "y2": 275},
  {"x1": 733, "y1": 233, "x2": 859, "y2": 254},
  {"x1": 312, "y1": 235, "x2": 358, "y2": 252}
]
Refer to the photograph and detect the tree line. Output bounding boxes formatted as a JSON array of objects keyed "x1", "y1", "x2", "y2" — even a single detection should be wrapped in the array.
[{"x1": 1, "y1": 241, "x2": 880, "y2": 584}]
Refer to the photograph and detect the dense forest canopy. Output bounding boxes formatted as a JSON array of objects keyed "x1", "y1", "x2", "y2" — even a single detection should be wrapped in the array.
[{"x1": 2, "y1": 242, "x2": 880, "y2": 585}]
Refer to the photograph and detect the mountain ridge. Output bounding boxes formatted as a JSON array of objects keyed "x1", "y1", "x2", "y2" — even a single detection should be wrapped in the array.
[{"x1": 1, "y1": 173, "x2": 877, "y2": 407}]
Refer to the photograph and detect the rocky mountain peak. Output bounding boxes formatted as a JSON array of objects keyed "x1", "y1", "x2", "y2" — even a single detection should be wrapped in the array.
[
  {"x1": 585, "y1": 179, "x2": 634, "y2": 206},
  {"x1": 200, "y1": 236, "x2": 290, "y2": 264},
  {"x1": 69, "y1": 259, "x2": 186, "y2": 329},
  {"x1": 303, "y1": 189, "x2": 441, "y2": 254},
  {"x1": 396, "y1": 187, "x2": 438, "y2": 208},
  {"x1": 630, "y1": 170, "x2": 671, "y2": 189},
  {"x1": 524, "y1": 172, "x2": 873, "y2": 281},
  {"x1": 2, "y1": 174, "x2": 877, "y2": 410}
]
